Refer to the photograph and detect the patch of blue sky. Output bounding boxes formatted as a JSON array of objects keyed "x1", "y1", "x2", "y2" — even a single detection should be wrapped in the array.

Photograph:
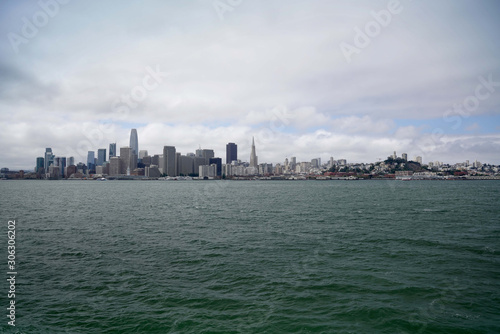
[{"x1": 394, "y1": 115, "x2": 500, "y2": 135}]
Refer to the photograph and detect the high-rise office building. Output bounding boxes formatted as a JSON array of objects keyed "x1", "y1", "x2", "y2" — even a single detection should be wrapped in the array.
[
  {"x1": 138, "y1": 150, "x2": 148, "y2": 160},
  {"x1": 68, "y1": 156, "x2": 75, "y2": 166},
  {"x1": 87, "y1": 151, "x2": 95, "y2": 172},
  {"x1": 163, "y1": 146, "x2": 177, "y2": 176},
  {"x1": 97, "y1": 149, "x2": 106, "y2": 166},
  {"x1": 109, "y1": 157, "x2": 122, "y2": 175},
  {"x1": 109, "y1": 143, "x2": 117, "y2": 159},
  {"x1": 44, "y1": 148, "x2": 54, "y2": 172},
  {"x1": 226, "y1": 143, "x2": 237, "y2": 164},
  {"x1": 202, "y1": 149, "x2": 214, "y2": 161},
  {"x1": 402, "y1": 153, "x2": 408, "y2": 161},
  {"x1": 36, "y1": 157, "x2": 44, "y2": 173},
  {"x1": 209, "y1": 157, "x2": 222, "y2": 177},
  {"x1": 130, "y1": 129, "x2": 138, "y2": 158},
  {"x1": 250, "y1": 137, "x2": 258, "y2": 168},
  {"x1": 179, "y1": 155, "x2": 194, "y2": 176},
  {"x1": 60, "y1": 157, "x2": 66, "y2": 177},
  {"x1": 119, "y1": 147, "x2": 136, "y2": 174}
]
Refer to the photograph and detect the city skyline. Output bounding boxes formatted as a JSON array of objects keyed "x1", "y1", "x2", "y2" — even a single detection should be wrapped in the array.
[
  {"x1": 4, "y1": 129, "x2": 500, "y2": 173},
  {"x1": 1, "y1": 1, "x2": 500, "y2": 170}
]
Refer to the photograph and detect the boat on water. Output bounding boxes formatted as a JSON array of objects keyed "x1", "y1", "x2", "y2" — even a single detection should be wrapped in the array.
[{"x1": 97, "y1": 177, "x2": 107, "y2": 181}]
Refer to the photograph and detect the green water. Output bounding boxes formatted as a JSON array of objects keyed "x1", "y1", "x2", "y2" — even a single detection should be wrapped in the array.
[{"x1": 0, "y1": 180, "x2": 499, "y2": 333}]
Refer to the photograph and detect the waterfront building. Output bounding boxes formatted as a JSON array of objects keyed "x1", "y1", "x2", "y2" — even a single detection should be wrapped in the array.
[
  {"x1": 311, "y1": 158, "x2": 319, "y2": 169},
  {"x1": 59, "y1": 157, "x2": 66, "y2": 177},
  {"x1": 87, "y1": 151, "x2": 95, "y2": 173},
  {"x1": 109, "y1": 143, "x2": 116, "y2": 159},
  {"x1": 48, "y1": 166, "x2": 60, "y2": 179},
  {"x1": 222, "y1": 164, "x2": 232, "y2": 177},
  {"x1": 199, "y1": 164, "x2": 216, "y2": 179},
  {"x1": 145, "y1": 165, "x2": 161, "y2": 178},
  {"x1": 119, "y1": 147, "x2": 136, "y2": 175},
  {"x1": 163, "y1": 146, "x2": 177, "y2": 176},
  {"x1": 109, "y1": 156, "x2": 121, "y2": 175},
  {"x1": 96, "y1": 162, "x2": 109, "y2": 175},
  {"x1": 226, "y1": 143, "x2": 237, "y2": 164},
  {"x1": 179, "y1": 155, "x2": 194, "y2": 176},
  {"x1": 176, "y1": 152, "x2": 181, "y2": 176},
  {"x1": 44, "y1": 148, "x2": 54, "y2": 172},
  {"x1": 65, "y1": 165, "x2": 77, "y2": 178},
  {"x1": 194, "y1": 157, "x2": 206, "y2": 176},
  {"x1": 152, "y1": 155, "x2": 161, "y2": 167},
  {"x1": 200, "y1": 149, "x2": 215, "y2": 164},
  {"x1": 290, "y1": 157, "x2": 296, "y2": 171},
  {"x1": 97, "y1": 149, "x2": 106, "y2": 166},
  {"x1": 249, "y1": 137, "x2": 258, "y2": 168},
  {"x1": 259, "y1": 163, "x2": 273, "y2": 175},
  {"x1": 209, "y1": 157, "x2": 222, "y2": 177},
  {"x1": 274, "y1": 163, "x2": 283, "y2": 175},
  {"x1": 130, "y1": 129, "x2": 138, "y2": 158},
  {"x1": 142, "y1": 155, "x2": 152, "y2": 167},
  {"x1": 36, "y1": 157, "x2": 44, "y2": 173},
  {"x1": 138, "y1": 150, "x2": 148, "y2": 161}
]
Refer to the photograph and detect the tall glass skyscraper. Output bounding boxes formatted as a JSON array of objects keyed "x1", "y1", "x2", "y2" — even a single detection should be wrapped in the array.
[
  {"x1": 130, "y1": 129, "x2": 138, "y2": 159},
  {"x1": 109, "y1": 143, "x2": 116, "y2": 160},
  {"x1": 87, "y1": 151, "x2": 95, "y2": 172},
  {"x1": 226, "y1": 143, "x2": 237, "y2": 164},
  {"x1": 36, "y1": 157, "x2": 44, "y2": 173},
  {"x1": 97, "y1": 149, "x2": 106, "y2": 166},
  {"x1": 44, "y1": 148, "x2": 54, "y2": 172}
]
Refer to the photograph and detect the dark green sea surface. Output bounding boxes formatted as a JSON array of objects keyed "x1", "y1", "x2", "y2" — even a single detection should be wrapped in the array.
[{"x1": 0, "y1": 180, "x2": 499, "y2": 333}]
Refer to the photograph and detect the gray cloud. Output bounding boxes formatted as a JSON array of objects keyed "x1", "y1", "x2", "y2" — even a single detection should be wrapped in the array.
[{"x1": 0, "y1": 0, "x2": 499, "y2": 169}]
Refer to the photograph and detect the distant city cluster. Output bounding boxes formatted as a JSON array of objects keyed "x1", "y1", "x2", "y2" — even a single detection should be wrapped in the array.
[{"x1": 1, "y1": 128, "x2": 499, "y2": 180}]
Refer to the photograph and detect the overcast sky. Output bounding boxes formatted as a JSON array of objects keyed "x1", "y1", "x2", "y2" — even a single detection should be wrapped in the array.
[{"x1": 1, "y1": 0, "x2": 499, "y2": 169}]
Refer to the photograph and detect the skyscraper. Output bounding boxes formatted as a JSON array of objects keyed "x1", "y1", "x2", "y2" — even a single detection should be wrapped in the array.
[
  {"x1": 226, "y1": 143, "x2": 237, "y2": 164},
  {"x1": 163, "y1": 146, "x2": 177, "y2": 176},
  {"x1": 97, "y1": 149, "x2": 106, "y2": 166},
  {"x1": 120, "y1": 147, "x2": 136, "y2": 174},
  {"x1": 109, "y1": 143, "x2": 116, "y2": 159},
  {"x1": 138, "y1": 150, "x2": 148, "y2": 160},
  {"x1": 87, "y1": 151, "x2": 95, "y2": 172},
  {"x1": 36, "y1": 157, "x2": 44, "y2": 173},
  {"x1": 130, "y1": 129, "x2": 138, "y2": 159},
  {"x1": 249, "y1": 137, "x2": 258, "y2": 168},
  {"x1": 209, "y1": 157, "x2": 222, "y2": 177},
  {"x1": 60, "y1": 157, "x2": 66, "y2": 177},
  {"x1": 44, "y1": 148, "x2": 54, "y2": 172}
]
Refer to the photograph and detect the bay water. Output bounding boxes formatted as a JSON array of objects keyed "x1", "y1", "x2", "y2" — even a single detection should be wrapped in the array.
[{"x1": 1, "y1": 180, "x2": 499, "y2": 333}]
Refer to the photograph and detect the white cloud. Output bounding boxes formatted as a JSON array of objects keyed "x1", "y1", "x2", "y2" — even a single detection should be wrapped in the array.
[{"x1": 0, "y1": 0, "x2": 499, "y2": 168}]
